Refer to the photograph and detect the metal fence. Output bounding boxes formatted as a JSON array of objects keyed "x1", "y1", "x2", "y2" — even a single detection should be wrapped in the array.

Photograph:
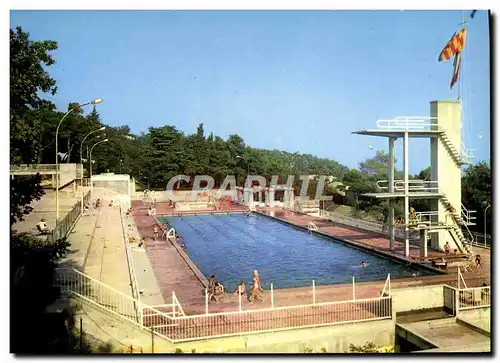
[
  {"x1": 470, "y1": 232, "x2": 491, "y2": 249},
  {"x1": 443, "y1": 284, "x2": 490, "y2": 314},
  {"x1": 458, "y1": 286, "x2": 490, "y2": 310},
  {"x1": 154, "y1": 296, "x2": 392, "y2": 342},
  {"x1": 47, "y1": 190, "x2": 91, "y2": 242},
  {"x1": 54, "y1": 266, "x2": 392, "y2": 343},
  {"x1": 317, "y1": 209, "x2": 419, "y2": 240}
]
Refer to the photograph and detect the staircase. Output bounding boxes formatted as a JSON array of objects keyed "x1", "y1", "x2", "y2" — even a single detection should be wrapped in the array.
[
  {"x1": 439, "y1": 194, "x2": 477, "y2": 227},
  {"x1": 438, "y1": 193, "x2": 475, "y2": 255},
  {"x1": 439, "y1": 131, "x2": 475, "y2": 166},
  {"x1": 449, "y1": 225, "x2": 472, "y2": 255}
]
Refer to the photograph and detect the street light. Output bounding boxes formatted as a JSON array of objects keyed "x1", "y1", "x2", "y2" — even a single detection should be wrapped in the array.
[
  {"x1": 89, "y1": 138, "x2": 109, "y2": 193},
  {"x1": 55, "y1": 98, "x2": 103, "y2": 221},
  {"x1": 80, "y1": 126, "x2": 106, "y2": 184},
  {"x1": 484, "y1": 203, "x2": 491, "y2": 246}
]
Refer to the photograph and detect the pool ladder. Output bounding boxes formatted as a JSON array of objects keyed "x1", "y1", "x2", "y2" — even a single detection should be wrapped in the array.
[{"x1": 308, "y1": 222, "x2": 319, "y2": 233}]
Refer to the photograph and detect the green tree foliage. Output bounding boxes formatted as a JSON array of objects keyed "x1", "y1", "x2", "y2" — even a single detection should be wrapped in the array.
[{"x1": 462, "y1": 161, "x2": 491, "y2": 234}]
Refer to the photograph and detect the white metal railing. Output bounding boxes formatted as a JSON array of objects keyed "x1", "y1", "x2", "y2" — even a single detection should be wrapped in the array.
[
  {"x1": 53, "y1": 267, "x2": 181, "y2": 342},
  {"x1": 376, "y1": 116, "x2": 438, "y2": 131},
  {"x1": 119, "y1": 202, "x2": 141, "y2": 320},
  {"x1": 460, "y1": 203, "x2": 477, "y2": 225},
  {"x1": 376, "y1": 179, "x2": 439, "y2": 193},
  {"x1": 458, "y1": 286, "x2": 490, "y2": 310},
  {"x1": 317, "y1": 209, "x2": 420, "y2": 239},
  {"x1": 407, "y1": 211, "x2": 440, "y2": 228},
  {"x1": 164, "y1": 228, "x2": 176, "y2": 241},
  {"x1": 380, "y1": 273, "x2": 391, "y2": 297},
  {"x1": 471, "y1": 232, "x2": 491, "y2": 248},
  {"x1": 461, "y1": 142, "x2": 476, "y2": 163},
  {"x1": 159, "y1": 296, "x2": 392, "y2": 342},
  {"x1": 55, "y1": 267, "x2": 393, "y2": 343}
]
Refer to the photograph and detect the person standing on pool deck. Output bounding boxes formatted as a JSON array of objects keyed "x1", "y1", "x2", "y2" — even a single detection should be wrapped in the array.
[
  {"x1": 153, "y1": 225, "x2": 159, "y2": 240},
  {"x1": 253, "y1": 269, "x2": 263, "y2": 292},
  {"x1": 249, "y1": 275, "x2": 264, "y2": 303}
]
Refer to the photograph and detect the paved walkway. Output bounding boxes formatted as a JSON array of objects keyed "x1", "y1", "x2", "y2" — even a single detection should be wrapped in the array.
[
  {"x1": 123, "y1": 212, "x2": 165, "y2": 306},
  {"x1": 13, "y1": 188, "x2": 81, "y2": 236},
  {"x1": 60, "y1": 188, "x2": 133, "y2": 297},
  {"x1": 131, "y1": 200, "x2": 207, "y2": 313}
]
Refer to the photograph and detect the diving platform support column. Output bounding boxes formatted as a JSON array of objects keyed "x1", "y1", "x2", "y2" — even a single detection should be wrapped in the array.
[
  {"x1": 420, "y1": 229, "x2": 428, "y2": 257},
  {"x1": 403, "y1": 131, "x2": 410, "y2": 257},
  {"x1": 388, "y1": 137, "x2": 395, "y2": 251}
]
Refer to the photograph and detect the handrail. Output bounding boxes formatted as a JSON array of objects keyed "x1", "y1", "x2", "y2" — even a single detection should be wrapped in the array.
[
  {"x1": 166, "y1": 228, "x2": 176, "y2": 241},
  {"x1": 54, "y1": 267, "x2": 177, "y2": 342},
  {"x1": 376, "y1": 179, "x2": 439, "y2": 192},
  {"x1": 380, "y1": 273, "x2": 391, "y2": 297},
  {"x1": 119, "y1": 201, "x2": 142, "y2": 323},
  {"x1": 376, "y1": 116, "x2": 438, "y2": 131},
  {"x1": 307, "y1": 222, "x2": 319, "y2": 232}
]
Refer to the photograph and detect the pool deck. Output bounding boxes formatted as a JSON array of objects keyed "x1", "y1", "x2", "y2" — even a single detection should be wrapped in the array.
[{"x1": 131, "y1": 203, "x2": 489, "y2": 315}]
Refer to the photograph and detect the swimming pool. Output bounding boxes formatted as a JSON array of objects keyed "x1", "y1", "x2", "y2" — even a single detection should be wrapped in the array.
[{"x1": 158, "y1": 213, "x2": 435, "y2": 291}]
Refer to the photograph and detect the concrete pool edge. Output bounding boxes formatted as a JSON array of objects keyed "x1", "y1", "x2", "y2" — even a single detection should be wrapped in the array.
[
  {"x1": 154, "y1": 216, "x2": 210, "y2": 289},
  {"x1": 255, "y1": 211, "x2": 447, "y2": 276}
]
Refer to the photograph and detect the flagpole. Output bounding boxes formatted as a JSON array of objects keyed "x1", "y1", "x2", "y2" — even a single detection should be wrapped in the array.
[{"x1": 458, "y1": 10, "x2": 465, "y2": 101}]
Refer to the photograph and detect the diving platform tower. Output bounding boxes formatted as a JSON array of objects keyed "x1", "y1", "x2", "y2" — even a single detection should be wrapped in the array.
[{"x1": 353, "y1": 100, "x2": 476, "y2": 258}]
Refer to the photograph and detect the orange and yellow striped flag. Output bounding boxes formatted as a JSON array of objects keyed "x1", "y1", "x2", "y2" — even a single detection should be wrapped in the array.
[
  {"x1": 450, "y1": 52, "x2": 462, "y2": 89},
  {"x1": 438, "y1": 27, "x2": 467, "y2": 62}
]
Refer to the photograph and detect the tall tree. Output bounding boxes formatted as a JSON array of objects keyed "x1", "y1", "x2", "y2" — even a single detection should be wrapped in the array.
[
  {"x1": 462, "y1": 161, "x2": 492, "y2": 234},
  {"x1": 10, "y1": 26, "x2": 58, "y2": 165}
]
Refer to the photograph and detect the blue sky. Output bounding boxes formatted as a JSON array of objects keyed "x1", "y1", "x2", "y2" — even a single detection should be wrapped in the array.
[{"x1": 10, "y1": 10, "x2": 490, "y2": 174}]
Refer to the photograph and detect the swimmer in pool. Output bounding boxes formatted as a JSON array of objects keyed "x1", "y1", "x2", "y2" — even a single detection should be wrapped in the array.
[{"x1": 361, "y1": 261, "x2": 368, "y2": 268}]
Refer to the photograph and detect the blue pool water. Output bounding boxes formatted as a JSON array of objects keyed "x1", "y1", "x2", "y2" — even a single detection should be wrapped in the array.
[{"x1": 158, "y1": 214, "x2": 434, "y2": 291}]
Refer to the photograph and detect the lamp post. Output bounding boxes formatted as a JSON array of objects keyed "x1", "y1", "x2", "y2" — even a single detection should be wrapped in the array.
[
  {"x1": 484, "y1": 203, "x2": 491, "y2": 246},
  {"x1": 55, "y1": 98, "x2": 103, "y2": 221},
  {"x1": 89, "y1": 138, "x2": 109, "y2": 194},
  {"x1": 80, "y1": 126, "x2": 106, "y2": 184},
  {"x1": 236, "y1": 155, "x2": 250, "y2": 182}
]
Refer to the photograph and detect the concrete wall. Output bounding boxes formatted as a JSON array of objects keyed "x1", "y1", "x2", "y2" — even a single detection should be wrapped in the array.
[
  {"x1": 458, "y1": 308, "x2": 491, "y2": 333},
  {"x1": 430, "y1": 100, "x2": 462, "y2": 251},
  {"x1": 391, "y1": 285, "x2": 445, "y2": 313},
  {"x1": 169, "y1": 319, "x2": 395, "y2": 353},
  {"x1": 77, "y1": 298, "x2": 394, "y2": 353}
]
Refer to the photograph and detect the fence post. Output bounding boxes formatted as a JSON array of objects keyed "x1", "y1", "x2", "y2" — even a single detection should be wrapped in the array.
[
  {"x1": 352, "y1": 276, "x2": 355, "y2": 300},
  {"x1": 388, "y1": 273, "x2": 391, "y2": 296},
  {"x1": 172, "y1": 292, "x2": 176, "y2": 316},
  {"x1": 238, "y1": 286, "x2": 242, "y2": 312},
  {"x1": 205, "y1": 288, "x2": 209, "y2": 315},
  {"x1": 312, "y1": 280, "x2": 316, "y2": 304},
  {"x1": 271, "y1": 283, "x2": 274, "y2": 308},
  {"x1": 151, "y1": 328, "x2": 154, "y2": 353},
  {"x1": 79, "y1": 318, "x2": 83, "y2": 352}
]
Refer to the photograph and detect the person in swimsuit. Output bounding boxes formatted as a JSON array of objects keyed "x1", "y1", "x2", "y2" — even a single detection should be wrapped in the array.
[
  {"x1": 233, "y1": 281, "x2": 247, "y2": 296},
  {"x1": 475, "y1": 254, "x2": 483, "y2": 272},
  {"x1": 248, "y1": 275, "x2": 264, "y2": 303},
  {"x1": 153, "y1": 225, "x2": 159, "y2": 240},
  {"x1": 253, "y1": 269, "x2": 263, "y2": 292}
]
